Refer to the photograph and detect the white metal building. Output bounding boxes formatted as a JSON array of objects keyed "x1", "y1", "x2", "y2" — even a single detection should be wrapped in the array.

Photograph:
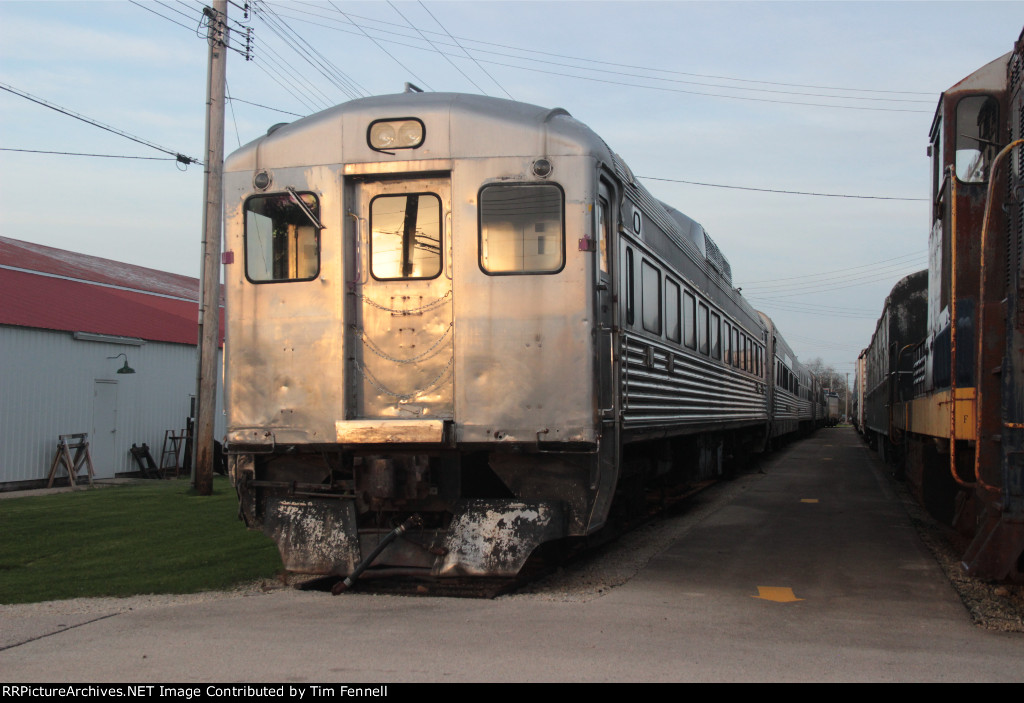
[{"x1": 0, "y1": 236, "x2": 223, "y2": 489}]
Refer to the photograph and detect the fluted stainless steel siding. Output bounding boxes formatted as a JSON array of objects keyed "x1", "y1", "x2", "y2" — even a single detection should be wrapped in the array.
[{"x1": 621, "y1": 334, "x2": 767, "y2": 430}]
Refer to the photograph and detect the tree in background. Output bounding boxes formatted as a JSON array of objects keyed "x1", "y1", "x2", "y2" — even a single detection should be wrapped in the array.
[{"x1": 805, "y1": 357, "x2": 848, "y2": 409}]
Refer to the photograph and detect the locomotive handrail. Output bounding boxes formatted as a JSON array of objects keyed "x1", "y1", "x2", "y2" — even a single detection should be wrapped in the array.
[
  {"x1": 947, "y1": 165, "x2": 971, "y2": 488},
  {"x1": 972, "y1": 138, "x2": 1024, "y2": 494}
]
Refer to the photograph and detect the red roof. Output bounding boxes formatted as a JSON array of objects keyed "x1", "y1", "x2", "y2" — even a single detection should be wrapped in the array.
[{"x1": 0, "y1": 237, "x2": 222, "y2": 346}]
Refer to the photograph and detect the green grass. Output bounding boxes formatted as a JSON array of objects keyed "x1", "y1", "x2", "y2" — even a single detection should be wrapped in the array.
[{"x1": 0, "y1": 477, "x2": 282, "y2": 604}]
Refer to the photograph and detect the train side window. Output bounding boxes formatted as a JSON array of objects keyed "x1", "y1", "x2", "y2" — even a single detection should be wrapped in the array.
[
  {"x1": 955, "y1": 95, "x2": 999, "y2": 184},
  {"x1": 710, "y1": 312, "x2": 721, "y2": 360},
  {"x1": 722, "y1": 321, "x2": 731, "y2": 363},
  {"x1": 731, "y1": 328, "x2": 739, "y2": 367},
  {"x1": 665, "y1": 279, "x2": 681, "y2": 343},
  {"x1": 698, "y1": 302, "x2": 709, "y2": 355},
  {"x1": 479, "y1": 183, "x2": 564, "y2": 274},
  {"x1": 625, "y1": 247, "x2": 635, "y2": 326},
  {"x1": 244, "y1": 192, "x2": 321, "y2": 283},
  {"x1": 597, "y1": 196, "x2": 610, "y2": 274},
  {"x1": 641, "y1": 260, "x2": 662, "y2": 334},
  {"x1": 370, "y1": 193, "x2": 442, "y2": 280},
  {"x1": 683, "y1": 291, "x2": 696, "y2": 350}
]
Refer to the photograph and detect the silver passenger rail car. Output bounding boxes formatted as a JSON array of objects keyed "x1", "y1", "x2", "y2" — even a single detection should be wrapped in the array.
[
  {"x1": 759, "y1": 312, "x2": 812, "y2": 443},
  {"x1": 223, "y1": 92, "x2": 781, "y2": 581}
]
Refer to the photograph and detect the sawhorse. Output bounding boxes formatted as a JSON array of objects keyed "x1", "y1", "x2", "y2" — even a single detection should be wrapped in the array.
[{"x1": 46, "y1": 433, "x2": 96, "y2": 488}]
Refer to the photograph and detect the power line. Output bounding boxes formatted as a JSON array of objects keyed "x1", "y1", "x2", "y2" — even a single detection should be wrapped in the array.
[
  {"x1": 748, "y1": 265, "x2": 926, "y2": 299},
  {"x1": 273, "y1": 2, "x2": 934, "y2": 110},
  {"x1": 0, "y1": 147, "x2": 178, "y2": 162},
  {"x1": 128, "y1": 0, "x2": 196, "y2": 32},
  {"x1": 744, "y1": 261, "x2": 926, "y2": 294},
  {"x1": 226, "y1": 95, "x2": 304, "y2": 118},
  {"x1": 387, "y1": 1, "x2": 488, "y2": 95},
  {"x1": 417, "y1": 1, "x2": 513, "y2": 99},
  {"x1": 324, "y1": 0, "x2": 432, "y2": 91},
  {"x1": 641, "y1": 175, "x2": 928, "y2": 201},
  {"x1": 288, "y1": 2, "x2": 934, "y2": 98},
  {"x1": 0, "y1": 81, "x2": 200, "y2": 165},
  {"x1": 743, "y1": 251, "x2": 925, "y2": 285},
  {"x1": 254, "y1": 1, "x2": 367, "y2": 101}
]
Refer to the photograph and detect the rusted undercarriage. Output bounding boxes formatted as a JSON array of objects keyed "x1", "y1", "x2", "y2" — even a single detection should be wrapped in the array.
[{"x1": 230, "y1": 447, "x2": 589, "y2": 579}]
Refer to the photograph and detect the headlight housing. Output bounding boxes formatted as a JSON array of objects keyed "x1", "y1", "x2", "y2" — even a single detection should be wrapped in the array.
[{"x1": 368, "y1": 118, "x2": 424, "y2": 151}]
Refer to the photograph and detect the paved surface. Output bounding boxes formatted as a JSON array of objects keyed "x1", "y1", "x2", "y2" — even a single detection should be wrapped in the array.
[{"x1": 2, "y1": 428, "x2": 1022, "y2": 682}]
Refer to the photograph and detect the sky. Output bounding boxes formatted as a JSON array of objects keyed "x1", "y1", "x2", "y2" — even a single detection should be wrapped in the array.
[{"x1": 1, "y1": 0, "x2": 1023, "y2": 380}]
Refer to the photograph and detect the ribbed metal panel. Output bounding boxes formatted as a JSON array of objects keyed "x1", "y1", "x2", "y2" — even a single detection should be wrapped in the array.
[
  {"x1": 621, "y1": 334, "x2": 767, "y2": 430},
  {"x1": 1, "y1": 325, "x2": 224, "y2": 485}
]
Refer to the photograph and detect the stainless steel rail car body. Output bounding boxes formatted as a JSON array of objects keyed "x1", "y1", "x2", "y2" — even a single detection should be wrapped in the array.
[
  {"x1": 759, "y1": 313, "x2": 814, "y2": 441},
  {"x1": 223, "y1": 92, "x2": 776, "y2": 579}
]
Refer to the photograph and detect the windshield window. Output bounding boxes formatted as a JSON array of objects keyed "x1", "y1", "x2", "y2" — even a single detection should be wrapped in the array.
[
  {"x1": 955, "y1": 95, "x2": 999, "y2": 183},
  {"x1": 479, "y1": 184, "x2": 564, "y2": 274},
  {"x1": 370, "y1": 193, "x2": 442, "y2": 280},
  {"x1": 244, "y1": 192, "x2": 320, "y2": 282}
]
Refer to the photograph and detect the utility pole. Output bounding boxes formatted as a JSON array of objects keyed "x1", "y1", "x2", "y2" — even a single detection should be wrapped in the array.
[
  {"x1": 194, "y1": 0, "x2": 228, "y2": 495},
  {"x1": 845, "y1": 372, "x2": 850, "y2": 422}
]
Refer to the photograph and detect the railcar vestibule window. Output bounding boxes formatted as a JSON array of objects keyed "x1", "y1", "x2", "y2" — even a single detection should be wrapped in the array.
[
  {"x1": 244, "y1": 192, "x2": 320, "y2": 282},
  {"x1": 479, "y1": 184, "x2": 564, "y2": 274},
  {"x1": 371, "y1": 193, "x2": 442, "y2": 280}
]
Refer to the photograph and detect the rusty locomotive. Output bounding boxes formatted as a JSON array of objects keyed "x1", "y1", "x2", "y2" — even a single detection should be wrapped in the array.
[
  {"x1": 222, "y1": 91, "x2": 824, "y2": 583},
  {"x1": 857, "y1": 28, "x2": 1024, "y2": 582}
]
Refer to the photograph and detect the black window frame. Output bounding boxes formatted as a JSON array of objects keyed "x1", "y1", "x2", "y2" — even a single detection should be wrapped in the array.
[{"x1": 243, "y1": 191, "x2": 322, "y2": 285}]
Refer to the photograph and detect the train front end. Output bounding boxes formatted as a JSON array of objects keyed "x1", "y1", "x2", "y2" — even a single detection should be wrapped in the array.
[{"x1": 222, "y1": 93, "x2": 611, "y2": 579}]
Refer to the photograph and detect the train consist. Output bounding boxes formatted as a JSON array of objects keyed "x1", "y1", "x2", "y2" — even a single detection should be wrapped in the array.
[
  {"x1": 855, "y1": 29, "x2": 1024, "y2": 582},
  {"x1": 222, "y1": 91, "x2": 825, "y2": 582}
]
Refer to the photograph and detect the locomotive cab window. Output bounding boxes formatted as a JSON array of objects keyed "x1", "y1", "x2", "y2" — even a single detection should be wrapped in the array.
[
  {"x1": 955, "y1": 95, "x2": 999, "y2": 183},
  {"x1": 370, "y1": 193, "x2": 442, "y2": 280},
  {"x1": 244, "y1": 192, "x2": 321, "y2": 283},
  {"x1": 479, "y1": 184, "x2": 564, "y2": 274}
]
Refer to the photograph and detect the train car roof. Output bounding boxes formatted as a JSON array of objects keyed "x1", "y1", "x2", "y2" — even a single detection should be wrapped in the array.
[
  {"x1": 225, "y1": 91, "x2": 612, "y2": 172},
  {"x1": 225, "y1": 91, "x2": 745, "y2": 310},
  {"x1": 946, "y1": 52, "x2": 1011, "y2": 95},
  {"x1": 931, "y1": 52, "x2": 1011, "y2": 131}
]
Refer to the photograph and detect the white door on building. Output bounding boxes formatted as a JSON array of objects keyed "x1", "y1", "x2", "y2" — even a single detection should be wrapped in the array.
[{"x1": 92, "y1": 380, "x2": 117, "y2": 479}]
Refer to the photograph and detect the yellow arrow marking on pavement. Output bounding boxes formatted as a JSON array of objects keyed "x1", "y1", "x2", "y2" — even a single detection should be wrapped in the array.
[
  {"x1": 801, "y1": 498, "x2": 818, "y2": 503},
  {"x1": 753, "y1": 586, "x2": 804, "y2": 602}
]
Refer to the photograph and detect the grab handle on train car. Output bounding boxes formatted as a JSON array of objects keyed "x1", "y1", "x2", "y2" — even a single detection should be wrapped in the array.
[
  {"x1": 348, "y1": 211, "x2": 367, "y2": 288},
  {"x1": 444, "y1": 210, "x2": 453, "y2": 280}
]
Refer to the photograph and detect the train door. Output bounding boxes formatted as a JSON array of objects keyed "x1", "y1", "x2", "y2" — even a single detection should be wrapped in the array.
[
  {"x1": 587, "y1": 176, "x2": 621, "y2": 530},
  {"x1": 595, "y1": 179, "x2": 616, "y2": 417},
  {"x1": 347, "y1": 177, "x2": 454, "y2": 421}
]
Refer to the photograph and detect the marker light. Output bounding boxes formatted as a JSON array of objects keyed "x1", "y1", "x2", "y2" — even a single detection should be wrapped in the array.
[{"x1": 368, "y1": 119, "x2": 424, "y2": 151}]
